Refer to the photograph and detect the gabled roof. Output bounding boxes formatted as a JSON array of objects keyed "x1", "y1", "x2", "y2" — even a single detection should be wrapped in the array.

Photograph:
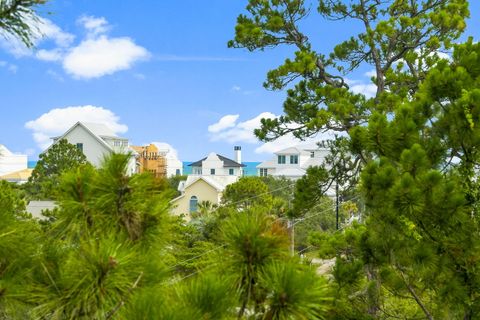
[
  {"x1": 0, "y1": 144, "x2": 13, "y2": 156},
  {"x1": 256, "y1": 160, "x2": 276, "y2": 168},
  {"x1": 45, "y1": 122, "x2": 115, "y2": 154},
  {"x1": 275, "y1": 146, "x2": 303, "y2": 154},
  {"x1": 170, "y1": 175, "x2": 239, "y2": 204},
  {"x1": 189, "y1": 154, "x2": 245, "y2": 167},
  {"x1": 82, "y1": 122, "x2": 119, "y2": 138}
]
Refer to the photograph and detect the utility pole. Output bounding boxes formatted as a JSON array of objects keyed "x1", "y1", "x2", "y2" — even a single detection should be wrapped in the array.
[
  {"x1": 336, "y1": 182, "x2": 339, "y2": 230},
  {"x1": 289, "y1": 185, "x2": 294, "y2": 256},
  {"x1": 290, "y1": 219, "x2": 295, "y2": 256}
]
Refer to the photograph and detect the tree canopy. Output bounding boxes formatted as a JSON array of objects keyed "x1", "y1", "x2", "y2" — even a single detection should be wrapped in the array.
[
  {"x1": 26, "y1": 139, "x2": 87, "y2": 199},
  {"x1": 231, "y1": 0, "x2": 479, "y2": 318}
]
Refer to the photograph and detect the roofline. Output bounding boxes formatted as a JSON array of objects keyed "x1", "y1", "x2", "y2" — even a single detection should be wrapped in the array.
[
  {"x1": 189, "y1": 154, "x2": 245, "y2": 167},
  {"x1": 187, "y1": 176, "x2": 225, "y2": 192},
  {"x1": 42, "y1": 121, "x2": 114, "y2": 155}
]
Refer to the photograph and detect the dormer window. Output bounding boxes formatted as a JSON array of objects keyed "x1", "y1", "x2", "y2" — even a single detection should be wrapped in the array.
[
  {"x1": 290, "y1": 155, "x2": 298, "y2": 164},
  {"x1": 278, "y1": 155, "x2": 286, "y2": 164}
]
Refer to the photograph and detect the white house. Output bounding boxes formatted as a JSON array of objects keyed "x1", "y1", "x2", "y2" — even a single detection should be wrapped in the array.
[
  {"x1": 154, "y1": 143, "x2": 183, "y2": 177},
  {"x1": 257, "y1": 145, "x2": 330, "y2": 180},
  {"x1": 48, "y1": 122, "x2": 136, "y2": 175},
  {"x1": 0, "y1": 144, "x2": 28, "y2": 176},
  {"x1": 170, "y1": 147, "x2": 245, "y2": 217}
]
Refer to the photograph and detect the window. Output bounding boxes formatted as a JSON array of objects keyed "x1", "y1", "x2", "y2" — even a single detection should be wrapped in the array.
[
  {"x1": 277, "y1": 155, "x2": 286, "y2": 164},
  {"x1": 229, "y1": 168, "x2": 234, "y2": 175},
  {"x1": 114, "y1": 140, "x2": 120, "y2": 147},
  {"x1": 259, "y1": 168, "x2": 268, "y2": 177},
  {"x1": 210, "y1": 168, "x2": 215, "y2": 175},
  {"x1": 176, "y1": 169, "x2": 181, "y2": 176},
  {"x1": 189, "y1": 196, "x2": 198, "y2": 213},
  {"x1": 290, "y1": 155, "x2": 299, "y2": 164},
  {"x1": 76, "y1": 143, "x2": 83, "y2": 152},
  {"x1": 122, "y1": 141, "x2": 128, "y2": 147},
  {"x1": 310, "y1": 151, "x2": 315, "y2": 158}
]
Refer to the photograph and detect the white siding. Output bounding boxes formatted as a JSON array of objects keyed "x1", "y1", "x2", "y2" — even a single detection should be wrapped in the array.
[
  {"x1": 62, "y1": 125, "x2": 112, "y2": 167},
  {"x1": 0, "y1": 145, "x2": 27, "y2": 176}
]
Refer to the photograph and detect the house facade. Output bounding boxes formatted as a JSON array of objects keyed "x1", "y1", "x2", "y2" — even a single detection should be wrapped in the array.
[
  {"x1": 48, "y1": 122, "x2": 136, "y2": 175},
  {"x1": 170, "y1": 147, "x2": 244, "y2": 218},
  {"x1": 154, "y1": 143, "x2": 183, "y2": 177},
  {"x1": 0, "y1": 144, "x2": 28, "y2": 177},
  {"x1": 256, "y1": 145, "x2": 330, "y2": 180}
]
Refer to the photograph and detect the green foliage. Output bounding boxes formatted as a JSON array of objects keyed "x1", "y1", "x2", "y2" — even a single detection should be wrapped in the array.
[
  {"x1": 221, "y1": 208, "x2": 289, "y2": 317},
  {"x1": 293, "y1": 166, "x2": 330, "y2": 216},
  {"x1": 231, "y1": 0, "x2": 470, "y2": 193},
  {"x1": 18, "y1": 153, "x2": 172, "y2": 319},
  {"x1": 26, "y1": 139, "x2": 88, "y2": 200},
  {"x1": 0, "y1": 0, "x2": 48, "y2": 48},
  {"x1": 230, "y1": 1, "x2": 480, "y2": 318},
  {"x1": 0, "y1": 180, "x2": 26, "y2": 216},
  {"x1": 167, "y1": 174, "x2": 187, "y2": 198},
  {"x1": 172, "y1": 273, "x2": 236, "y2": 319},
  {"x1": 31, "y1": 237, "x2": 145, "y2": 320},
  {"x1": 259, "y1": 262, "x2": 330, "y2": 319},
  {"x1": 222, "y1": 176, "x2": 273, "y2": 209},
  {"x1": 0, "y1": 180, "x2": 40, "y2": 318}
]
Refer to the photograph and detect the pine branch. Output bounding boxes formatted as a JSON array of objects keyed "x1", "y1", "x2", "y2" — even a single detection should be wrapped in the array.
[{"x1": 105, "y1": 271, "x2": 143, "y2": 319}]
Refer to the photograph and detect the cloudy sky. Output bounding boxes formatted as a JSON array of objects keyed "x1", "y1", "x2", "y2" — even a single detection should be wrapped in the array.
[{"x1": 1, "y1": 1, "x2": 479, "y2": 161}]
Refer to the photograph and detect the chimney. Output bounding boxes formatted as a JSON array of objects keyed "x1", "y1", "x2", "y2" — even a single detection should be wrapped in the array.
[{"x1": 234, "y1": 146, "x2": 242, "y2": 164}]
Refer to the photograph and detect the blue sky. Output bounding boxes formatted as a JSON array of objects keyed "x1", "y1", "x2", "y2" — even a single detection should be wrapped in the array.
[{"x1": 1, "y1": 1, "x2": 479, "y2": 162}]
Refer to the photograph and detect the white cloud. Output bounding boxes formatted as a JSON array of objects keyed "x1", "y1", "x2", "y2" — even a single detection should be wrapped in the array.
[
  {"x1": 46, "y1": 69, "x2": 64, "y2": 81},
  {"x1": 230, "y1": 85, "x2": 255, "y2": 95},
  {"x1": 36, "y1": 48, "x2": 64, "y2": 61},
  {"x1": 152, "y1": 142, "x2": 180, "y2": 160},
  {"x1": 346, "y1": 78, "x2": 377, "y2": 98},
  {"x1": 7, "y1": 64, "x2": 17, "y2": 73},
  {"x1": 133, "y1": 73, "x2": 146, "y2": 80},
  {"x1": 208, "y1": 114, "x2": 239, "y2": 133},
  {"x1": 0, "y1": 60, "x2": 17, "y2": 73},
  {"x1": 209, "y1": 112, "x2": 275, "y2": 144},
  {"x1": 63, "y1": 35, "x2": 150, "y2": 79},
  {"x1": 78, "y1": 16, "x2": 110, "y2": 37},
  {"x1": 364, "y1": 69, "x2": 376, "y2": 78},
  {"x1": 208, "y1": 112, "x2": 331, "y2": 154},
  {"x1": 0, "y1": 17, "x2": 74, "y2": 57},
  {"x1": 0, "y1": 15, "x2": 149, "y2": 79},
  {"x1": 38, "y1": 17, "x2": 75, "y2": 48},
  {"x1": 25, "y1": 106, "x2": 128, "y2": 150}
]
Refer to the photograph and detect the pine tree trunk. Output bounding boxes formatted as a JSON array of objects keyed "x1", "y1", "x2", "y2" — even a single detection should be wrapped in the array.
[{"x1": 365, "y1": 264, "x2": 380, "y2": 317}]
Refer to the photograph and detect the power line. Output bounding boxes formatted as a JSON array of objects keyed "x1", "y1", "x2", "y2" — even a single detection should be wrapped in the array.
[
  {"x1": 167, "y1": 244, "x2": 225, "y2": 271},
  {"x1": 292, "y1": 195, "x2": 360, "y2": 226}
]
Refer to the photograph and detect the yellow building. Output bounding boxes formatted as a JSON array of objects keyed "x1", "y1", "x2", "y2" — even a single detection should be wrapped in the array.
[
  {"x1": 0, "y1": 168, "x2": 33, "y2": 184},
  {"x1": 170, "y1": 150, "x2": 244, "y2": 219},
  {"x1": 131, "y1": 144, "x2": 167, "y2": 178}
]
